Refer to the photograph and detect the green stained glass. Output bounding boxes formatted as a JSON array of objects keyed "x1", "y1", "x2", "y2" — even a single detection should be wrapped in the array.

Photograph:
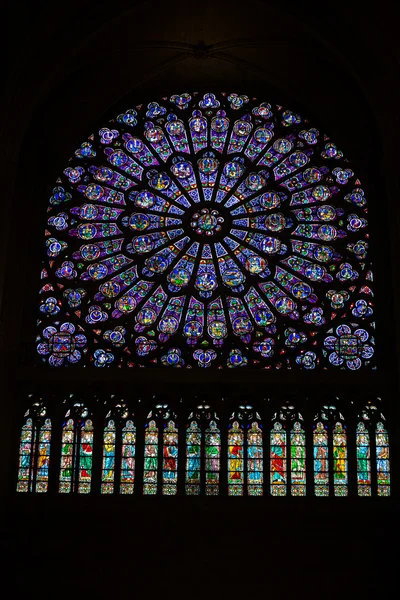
[
  {"x1": 205, "y1": 421, "x2": 220, "y2": 495},
  {"x1": 120, "y1": 420, "x2": 136, "y2": 494},
  {"x1": 313, "y1": 422, "x2": 329, "y2": 496},
  {"x1": 356, "y1": 422, "x2": 371, "y2": 496},
  {"x1": 228, "y1": 421, "x2": 244, "y2": 496},
  {"x1": 270, "y1": 422, "x2": 287, "y2": 496},
  {"x1": 143, "y1": 420, "x2": 158, "y2": 495},
  {"x1": 247, "y1": 422, "x2": 263, "y2": 496},
  {"x1": 290, "y1": 421, "x2": 306, "y2": 496},
  {"x1": 185, "y1": 421, "x2": 201, "y2": 495},
  {"x1": 376, "y1": 422, "x2": 390, "y2": 496},
  {"x1": 101, "y1": 420, "x2": 116, "y2": 494}
]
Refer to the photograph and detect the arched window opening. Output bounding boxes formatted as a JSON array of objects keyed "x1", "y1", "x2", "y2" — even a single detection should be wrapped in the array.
[
  {"x1": 332, "y1": 421, "x2": 348, "y2": 496},
  {"x1": 247, "y1": 422, "x2": 263, "y2": 496},
  {"x1": 313, "y1": 405, "x2": 348, "y2": 497},
  {"x1": 290, "y1": 422, "x2": 306, "y2": 496},
  {"x1": 205, "y1": 420, "x2": 221, "y2": 496},
  {"x1": 376, "y1": 422, "x2": 390, "y2": 496},
  {"x1": 143, "y1": 404, "x2": 177, "y2": 495},
  {"x1": 313, "y1": 422, "x2": 329, "y2": 497},
  {"x1": 143, "y1": 419, "x2": 158, "y2": 495},
  {"x1": 228, "y1": 421, "x2": 244, "y2": 496},
  {"x1": 15, "y1": 397, "x2": 391, "y2": 497},
  {"x1": 17, "y1": 403, "x2": 51, "y2": 493},
  {"x1": 162, "y1": 420, "x2": 178, "y2": 495},
  {"x1": 271, "y1": 405, "x2": 305, "y2": 496},
  {"x1": 101, "y1": 420, "x2": 116, "y2": 494},
  {"x1": 59, "y1": 404, "x2": 93, "y2": 494},
  {"x1": 101, "y1": 403, "x2": 136, "y2": 494},
  {"x1": 356, "y1": 422, "x2": 371, "y2": 496},
  {"x1": 270, "y1": 422, "x2": 287, "y2": 496},
  {"x1": 185, "y1": 420, "x2": 201, "y2": 495},
  {"x1": 120, "y1": 420, "x2": 136, "y2": 494}
]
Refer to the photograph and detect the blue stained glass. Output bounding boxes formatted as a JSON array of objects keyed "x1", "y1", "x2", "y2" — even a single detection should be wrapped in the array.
[{"x1": 39, "y1": 92, "x2": 374, "y2": 370}]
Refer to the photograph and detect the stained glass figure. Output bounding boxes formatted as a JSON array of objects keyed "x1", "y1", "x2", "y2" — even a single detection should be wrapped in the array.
[
  {"x1": 17, "y1": 418, "x2": 34, "y2": 492},
  {"x1": 205, "y1": 420, "x2": 220, "y2": 495},
  {"x1": 270, "y1": 422, "x2": 287, "y2": 495},
  {"x1": 101, "y1": 420, "x2": 116, "y2": 494},
  {"x1": 59, "y1": 419, "x2": 75, "y2": 493},
  {"x1": 375, "y1": 422, "x2": 390, "y2": 496},
  {"x1": 290, "y1": 421, "x2": 306, "y2": 496},
  {"x1": 333, "y1": 422, "x2": 348, "y2": 496},
  {"x1": 120, "y1": 420, "x2": 136, "y2": 494},
  {"x1": 228, "y1": 421, "x2": 244, "y2": 496},
  {"x1": 185, "y1": 421, "x2": 201, "y2": 495},
  {"x1": 356, "y1": 422, "x2": 371, "y2": 496},
  {"x1": 247, "y1": 422, "x2": 263, "y2": 496},
  {"x1": 59, "y1": 412, "x2": 93, "y2": 494},
  {"x1": 163, "y1": 420, "x2": 178, "y2": 495},
  {"x1": 313, "y1": 422, "x2": 329, "y2": 496},
  {"x1": 39, "y1": 92, "x2": 375, "y2": 370},
  {"x1": 78, "y1": 420, "x2": 94, "y2": 493},
  {"x1": 35, "y1": 419, "x2": 52, "y2": 493},
  {"x1": 143, "y1": 420, "x2": 158, "y2": 495}
]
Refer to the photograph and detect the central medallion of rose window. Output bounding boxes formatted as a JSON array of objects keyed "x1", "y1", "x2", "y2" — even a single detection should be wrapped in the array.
[{"x1": 190, "y1": 208, "x2": 224, "y2": 236}]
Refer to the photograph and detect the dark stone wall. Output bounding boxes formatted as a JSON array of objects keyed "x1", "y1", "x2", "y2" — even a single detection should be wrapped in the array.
[{"x1": 3, "y1": 1, "x2": 399, "y2": 595}]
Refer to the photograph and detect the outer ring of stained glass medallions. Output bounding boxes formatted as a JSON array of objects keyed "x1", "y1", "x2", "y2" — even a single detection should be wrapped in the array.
[{"x1": 37, "y1": 92, "x2": 375, "y2": 370}]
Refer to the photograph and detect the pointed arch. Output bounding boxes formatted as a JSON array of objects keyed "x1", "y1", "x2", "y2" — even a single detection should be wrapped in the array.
[
  {"x1": 332, "y1": 421, "x2": 348, "y2": 496},
  {"x1": 185, "y1": 420, "x2": 201, "y2": 495},
  {"x1": 247, "y1": 421, "x2": 263, "y2": 496},
  {"x1": 101, "y1": 420, "x2": 116, "y2": 494},
  {"x1": 205, "y1": 420, "x2": 221, "y2": 495},
  {"x1": 162, "y1": 420, "x2": 178, "y2": 495},
  {"x1": 16, "y1": 418, "x2": 34, "y2": 492},
  {"x1": 120, "y1": 420, "x2": 136, "y2": 494},
  {"x1": 270, "y1": 421, "x2": 287, "y2": 496},
  {"x1": 313, "y1": 422, "x2": 329, "y2": 496},
  {"x1": 356, "y1": 422, "x2": 371, "y2": 496},
  {"x1": 290, "y1": 421, "x2": 306, "y2": 496},
  {"x1": 59, "y1": 419, "x2": 75, "y2": 493},
  {"x1": 375, "y1": 422, "x2": 390, "y2": 496},
  {"x1": 59, "y1": 405, "x2": 93, "y2": 494},
  {"x1": 143, "y1": 420, "x2": 158, "y2": 495},
  {"x1": 228, "y1": 420, "x2": 244, "y2": 496},
  {"x1": 36, "y1": 419, "x2": 52, "y2": 493}
]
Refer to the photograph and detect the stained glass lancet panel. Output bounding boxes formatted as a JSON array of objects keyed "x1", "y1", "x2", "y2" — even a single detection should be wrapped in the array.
[
  {"x1": 162, "y1": 420, "x2": 178, "y2": 495},
  {"x1": 333, "y1": 422, "x2": 348, "y2": 496},
  {"x1": 101, "y1": 420, "x2": 116, "y2": 494},
  {"x1": 375, "y1": 422, "x2": 390, "y2": 496},
  {"x1": 78, "y1": 420, "x2": 94, "y2": 493},
  {"x1": 17, "y1": 419, "x2": 34, "y2": 492},
  {"x1": 59, "y1": 419, "x2": 75, "y2": 493},
  {"x1": 228, "y1": 421, "x2": 244, "y2": 496},
  {"x1": 247, "y1": 422, "x2": 263, "y2": 496},
  {"x1": 270, "y1": 422, "x2": 287, "y2": 496},
  {"x1": 290, "y1": 421, "x2": 306, "y2": 496},
  {"x1": 36, "y1": 419, "x2": 52, "y2": 492},
  {"x1": 356, "y1": 422, "x2": 371, "y2": 496},
  {"x1": 120, "y1": 420, "x2": 136, "y2": 494},
  {"x1": 185, "y1": 421, "x2": 201, "y2": 495},
  {"x1": 205, "y1": 421, "x2": 220, "y2": 495},
  {"x1": 38, "y1": 92, "x2": 376, "y2": 372},
  {"x1": 143, "y1": 420, "x2": 158, "y2": 495},
  {"x1": 313, "y1": 422, "x2": 329, "y2": 496}
]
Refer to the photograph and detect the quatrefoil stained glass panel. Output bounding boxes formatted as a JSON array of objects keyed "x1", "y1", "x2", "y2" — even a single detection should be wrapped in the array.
[{"x1": 37, "y1": 92, "x2": 375, "y2": 369}]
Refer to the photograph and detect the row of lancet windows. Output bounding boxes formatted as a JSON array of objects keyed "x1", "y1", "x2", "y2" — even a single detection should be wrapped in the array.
[{"x1": 17, "y1": 403, "x2": 391, "y2": 497}]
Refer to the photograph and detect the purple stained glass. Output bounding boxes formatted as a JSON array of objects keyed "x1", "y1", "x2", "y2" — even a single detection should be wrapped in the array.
[{"x1": 38, "y1": 92, "x2": 375, "y2": 369}]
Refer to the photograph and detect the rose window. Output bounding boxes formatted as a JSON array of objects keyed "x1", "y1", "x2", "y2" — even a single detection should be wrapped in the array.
[{"x1": 37, "y1": 92, "x2": 375, "y2": 369}]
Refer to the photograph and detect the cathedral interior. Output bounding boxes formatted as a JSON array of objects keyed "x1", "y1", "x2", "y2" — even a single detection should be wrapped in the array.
[{"x1": 3, "y1": 1, "x2": 399, "y2": 596}]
